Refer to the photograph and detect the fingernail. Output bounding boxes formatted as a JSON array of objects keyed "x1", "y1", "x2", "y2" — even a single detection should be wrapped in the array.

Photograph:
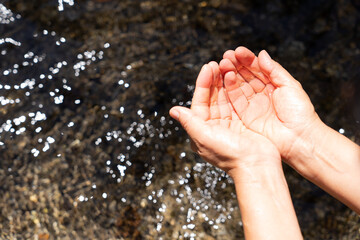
[{"x1": 170, "y1": 108, "x2": 180, "y2": 121}]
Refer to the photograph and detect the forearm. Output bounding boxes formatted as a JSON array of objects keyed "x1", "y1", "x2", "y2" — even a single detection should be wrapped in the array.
[
  {"x1": 288, "y1": 119, "x2": 360, "y2": 213},
  {"x1": 229, "y1": 161, "x2": 302, "y2": 240}
]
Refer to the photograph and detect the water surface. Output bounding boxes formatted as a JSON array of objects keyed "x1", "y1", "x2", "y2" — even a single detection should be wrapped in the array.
[{"x1": 0, "y1": 0, "x2": 359, "y2": 239}]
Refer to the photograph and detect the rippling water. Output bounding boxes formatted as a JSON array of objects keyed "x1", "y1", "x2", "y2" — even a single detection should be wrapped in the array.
[{"x1": 0, "y1": 0, "x2": 359, "y2": 239}]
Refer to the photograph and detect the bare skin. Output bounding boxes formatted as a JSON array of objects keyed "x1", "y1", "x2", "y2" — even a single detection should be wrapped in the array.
[
  {"x1": 219, "y1": 46, "x2": 360, "y2": 214},
  {"x1": 170, "y1": 63, "x2": 303, "y2": 240}
]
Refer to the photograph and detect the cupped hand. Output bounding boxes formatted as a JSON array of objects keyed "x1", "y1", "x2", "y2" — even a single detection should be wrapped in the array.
[
  {"x1": 169, "y1": 62, "x2": 281, "y2": 178},
  {"x1": 219, "y1": 47, "x2": 321, "y2": 165}
]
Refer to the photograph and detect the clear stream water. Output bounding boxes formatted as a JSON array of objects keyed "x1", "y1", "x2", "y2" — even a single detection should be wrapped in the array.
[{"x1": 0, "y1": 0, "x2": 359, "y2": 239}]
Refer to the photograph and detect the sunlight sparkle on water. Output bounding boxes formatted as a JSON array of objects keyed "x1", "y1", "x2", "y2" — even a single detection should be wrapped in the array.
[
  {"x1": 58, "y1": 0, "x2": 75, "y2": 11},
  {"x1": 0, "y1": 3, "x2": 20, "y2": 24}
]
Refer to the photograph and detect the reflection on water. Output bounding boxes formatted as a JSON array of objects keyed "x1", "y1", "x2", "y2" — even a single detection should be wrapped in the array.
[
  {"x1": 58, "y1": 0, "x2": 74, "y2": 12},
  {"x1": 0, "y1": 0, "x2": 359, "y2": 239},
  {"x1": 0, "y1": 1, "x2": 241, "y2": 239}
]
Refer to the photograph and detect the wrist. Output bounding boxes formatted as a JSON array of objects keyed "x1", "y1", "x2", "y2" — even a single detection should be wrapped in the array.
[
  {"x1": 228, "y1": 155, "x2": 283, "y2": 185},
  {"x1": 284, "y1": 117, "x2": 360, "y2": 213},
  {"x1": 231, "y1": 157, "x2": 303, "y2": 240},
  {"x1": 284, "y1": 117, "x2": 330, "y2": 178}
]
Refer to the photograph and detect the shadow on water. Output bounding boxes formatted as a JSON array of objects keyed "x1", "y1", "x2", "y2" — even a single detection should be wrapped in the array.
[{"x1": 0, "y1": 0, "x2": 359, "y2": 239}]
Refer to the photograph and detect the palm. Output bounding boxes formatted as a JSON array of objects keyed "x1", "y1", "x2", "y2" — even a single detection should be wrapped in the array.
[{"x1": 219, "y1": 47, "x2": 318, "y2": 157}]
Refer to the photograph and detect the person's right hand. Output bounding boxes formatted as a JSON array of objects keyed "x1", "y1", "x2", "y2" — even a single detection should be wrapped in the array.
[{"x1": 219, "y1": 47, "x2": 322, "y2": 170}]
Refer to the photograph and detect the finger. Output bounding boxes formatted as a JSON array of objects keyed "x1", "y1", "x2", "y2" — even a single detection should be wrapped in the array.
[
  {"x1": 218, "y1": 87, "x2": 232, "y2": 120},
  {"x1": 169, "y1": 106, "x2": 208, "y2": 144},
  {"x1": 263, "y1": 83, "x2": 275, "y2": 97},
  {"x1": 258, "y1": 50, "x2": 301, "y2": 88},
  {"x1": 209, "y1": 61, "x2": 231, "y2": 120},
  {"x1": 234, "y1": 46, "x2": 270, "y2": 84},
  {"x1": 232, "y1": 72, "x2": 254, "y2": 99},
  {"x1": 231, "y1": 108, "x2": 240, "y2": 120},
  {"x1": 208, "y1": 61, "x2": 221, "y2": 120},
  {"x1": 191, "y1": 64, "x2": 212, "y2": 120},
  {"x1": 208, "y1": 61, "x2": 223, "y2": 88},
  {"x1": 223, "y1": 50, "x2": 242, "y2": 72},
  {"x1": 224, "y1": 71, "x2": 249, "y2": 117},
  {"x1": 237, "y1": 67, "x2": 266, "y2": 93},
  {"x1": 223, "y1": 50, "x2": 266, "y2": 93},
  {"x1": 219, "y1": 58, "x2": 237, "y2": 76},
  {"x1": 220, "y1": 59, "x2": 255, "y2": 98}
]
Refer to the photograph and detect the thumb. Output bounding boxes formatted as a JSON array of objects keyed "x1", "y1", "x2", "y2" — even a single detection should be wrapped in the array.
[
  {"x1": 169, "y1": 106, "x2": 206, "y2": 139},
  {"x1": 258, "y1": 50, "x2": 301, "y2": 88}
]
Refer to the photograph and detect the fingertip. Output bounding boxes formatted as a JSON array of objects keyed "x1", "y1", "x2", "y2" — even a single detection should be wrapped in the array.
[
  {"x1": 219, "y1": 58, "x2": 236, "y2": 74},
  {"x1": 258, "y1": 50, "x2": 274, "y2": 75},
  {"x1": 198, "y1": 64, "x2": 208, "y2": 78},
  {"x1": 259, "y1": 50, "x2": 272, "y2": 60},
  {"x1": 223, "y1": 50, "x2": 239, "y2": 68},
  {"x1": 208, "y1": 61, "x2": 218, "y2": 67},
  {"x1": 170, "y1": 106, "x2": 193, "y2": 120},
  {"x1": 169, "y1": 107, "x2": 180, "y2": 121},
  {"x1": 208, "y1": 61, "x2": 219, "y2": 75},
  {"x1": 201, "y1": 63, "x2": 209, "y2": 72},
  {"x1": 235, "y1": 46, "x2": 252, "y2": 55},
  {"x1": 235, "y1": 46, "x2": 255, "y2": 66},
  {"x1": 235, "y1": 46, "x2": 247, "y2": 54},
  {"x1": 208, "y1": 61, "x2": 221, "y2": 86},
  {"x1": 225, "y1": 71, "x2": 236, "y2": 79},
  {"x1": 223, "y1": 50, "x2": 235, "y2": 59},
  {"x1": 170, "y1": 107, "x2": 205, "y2": 137},
  {"x1": 219, "y1": 58, "x2": 229, "y2": 68},
  {"x1": 258, "y1": 51, "x2": 300, "y2": 88},
  {"x1": 196, "y1": 63, "x2": 213, "y2": 88},
  {"x1": 224, "y1": 71, "x2": 237, "y2": 89}
]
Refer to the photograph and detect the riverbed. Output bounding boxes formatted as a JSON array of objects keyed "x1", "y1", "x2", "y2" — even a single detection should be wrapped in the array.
[{"x1": 0, "y1": 0, "x2": 359, "y2": 239}]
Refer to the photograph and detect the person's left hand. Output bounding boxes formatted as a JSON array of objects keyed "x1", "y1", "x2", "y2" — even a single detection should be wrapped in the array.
[{"x1": 169, "y1": 62, "x2": 281, "y2": 179}]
